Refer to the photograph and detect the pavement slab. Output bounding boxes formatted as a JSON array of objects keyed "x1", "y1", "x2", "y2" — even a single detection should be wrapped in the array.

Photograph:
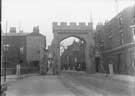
[
  {"x1": 6, "y1": 75, "x2": 76, "y2": 96},
  {"x1": 62, "y1": 71, "x2": 135, "y2": 96},
  {"x1": 60, "y1": 75, "x2": 103, "y2": 96}
]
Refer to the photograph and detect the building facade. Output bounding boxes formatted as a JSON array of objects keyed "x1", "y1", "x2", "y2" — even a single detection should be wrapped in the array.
[
  {"x1": 2, "y1": 28, "x2": 28, "y2": 69},
  {"x1": 1, "y1": 26, "x2": 46, "y2": 74},
  {"x1": 26, "y1": 26, "x2": 46, "y2": 69},
  {"x1": 95, "y1": 6, "x2": 135, "y2": 75}
]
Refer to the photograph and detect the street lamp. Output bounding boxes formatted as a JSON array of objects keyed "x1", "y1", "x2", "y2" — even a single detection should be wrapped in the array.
[
  {"x1": 3, "y1": 44, "x2": 10, "y2": 82},
  {"x1": 1, "y1": 18, "x2": 8, "y2": 96}
]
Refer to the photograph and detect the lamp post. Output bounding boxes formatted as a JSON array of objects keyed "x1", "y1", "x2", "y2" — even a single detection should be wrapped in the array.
[{"x1": 3, "y1": 44, "x2": 10, "y2": 82}]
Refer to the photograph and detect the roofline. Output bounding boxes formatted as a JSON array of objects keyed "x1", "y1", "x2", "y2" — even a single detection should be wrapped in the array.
[
  {"x1": 105, "y1": 6, "x2": 135, "y2": 25},
  {"x1": 2, "y1": 33, "x2": 30, "y2": 36},
  {"x1": 130, "y1": 24, "x2": 135, "y2": 27}
]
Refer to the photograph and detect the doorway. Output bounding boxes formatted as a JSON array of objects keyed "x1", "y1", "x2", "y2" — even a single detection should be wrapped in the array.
[{"x1": 95, "y1": 57, "x2": 100, "y2": 72}]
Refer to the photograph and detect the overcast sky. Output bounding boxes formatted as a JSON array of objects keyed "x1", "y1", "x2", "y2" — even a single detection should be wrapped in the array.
[{"x1": 2, "y1": 0, "x2": 134, "y2": 47}]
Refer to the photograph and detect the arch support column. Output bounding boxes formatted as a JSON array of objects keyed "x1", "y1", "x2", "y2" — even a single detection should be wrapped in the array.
[
  {"x1": 85, "y1": 41, "x2": 95, "y2": 73},
  {"x1": 52, "y1": 39, "x2": 61, "y2": 75}
]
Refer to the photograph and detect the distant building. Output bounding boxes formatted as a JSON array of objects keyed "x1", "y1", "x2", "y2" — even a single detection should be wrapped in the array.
[
  {"x1": 61, "y1": 40, "x2": 85, "y2": 71},
  {"x1": 95, "y1": 6, "x2": 135, "y2": 75},
  {"x1": 1, "y1": 26, "x2": 46, "y2": 74}
]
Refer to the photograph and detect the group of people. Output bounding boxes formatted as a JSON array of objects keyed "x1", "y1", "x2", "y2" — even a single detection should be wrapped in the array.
[{"x1": 61, "y1": 62, "x2": 86, "y2": 71}]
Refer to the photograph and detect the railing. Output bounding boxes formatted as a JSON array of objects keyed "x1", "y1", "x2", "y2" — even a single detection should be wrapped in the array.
[
  {"x1": 20, "y1": 67, "x2": 39, "y2": 74},
  {"x1": 1, "y1": 67, "x2": 39, "y2": 76}
]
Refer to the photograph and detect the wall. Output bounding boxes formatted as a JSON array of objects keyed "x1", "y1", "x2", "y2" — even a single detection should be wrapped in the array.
[
  {"x1": 26, "y1": 35, "x2": 46, "y2": 63},
  {"x1": 2, "y1": 34, "x2": 27, "y2": 68},
  {"x1": 95, "y1": 6, "x2": 135, "y2": 75}
]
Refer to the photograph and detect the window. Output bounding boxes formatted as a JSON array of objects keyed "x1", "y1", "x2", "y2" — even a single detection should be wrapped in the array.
[
  {"x1": 132, "y1": 27, "x2": 135, "y2": 35},
  {"x1": 119, "y1": 16, "x2": 123, "y2": 25},
  {"x1": 120, "y1": 32, "x2": 124, "y2": 45},
  {"x1": 100, "y1": 40, "x2": 104, "y2": 48},
  {"x1": 121, "y1": 39, "x2": 124, "y2": 45},
  {"x1": 108, "y1": 35, "x2": 112, "y2": 39},
  {"x1": 132, "y1": 27, "x2": 135, "y2": 41}
]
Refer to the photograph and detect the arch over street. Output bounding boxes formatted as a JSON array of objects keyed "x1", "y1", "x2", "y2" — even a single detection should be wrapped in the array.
[{"x1": 51, "y1": 22, "x2": 95, "y2": 74}]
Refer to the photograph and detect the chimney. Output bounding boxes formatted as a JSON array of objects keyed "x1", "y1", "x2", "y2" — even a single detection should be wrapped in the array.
[
  {"x1": 33, "y1": 26, "x2": 39, "y2": 33},
  {"x1": 9, "y1": 27, "x2": 16, "y2": 33},
  {"x1": 19, "y1": 29, "x2": 23, "y2": 33}
]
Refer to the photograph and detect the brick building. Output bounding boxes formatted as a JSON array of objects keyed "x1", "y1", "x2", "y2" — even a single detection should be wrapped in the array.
[
  {"x1": 26, "y1": 26, "x2": 46, "y2": 68},
  {"x1": 1, "y1": 26, "x2": 46, "y2": 74},
  {"x1": 95, "y1": 6, "x2": 135, "y2": 75}
]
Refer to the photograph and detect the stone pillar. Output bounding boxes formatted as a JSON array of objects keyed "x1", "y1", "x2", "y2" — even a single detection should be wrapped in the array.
[
  {"x1": 85, "y1": 41, "x2": 95, "y2": 73},
  {"x1": 56, "y1": 43, "x2": 61, "y2": 74},
  {"x1": 52, "y1": 39, "x2": 61, "y2": 75}
]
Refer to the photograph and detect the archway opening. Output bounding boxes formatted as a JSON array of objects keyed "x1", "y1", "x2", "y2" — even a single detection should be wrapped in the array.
[{"x1": 60, "y1": 36, "x2": 86, "y2": 71}]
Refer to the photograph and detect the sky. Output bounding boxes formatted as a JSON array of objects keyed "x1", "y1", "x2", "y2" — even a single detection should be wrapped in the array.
[{"x1": 2, "y1": 0, "x2": 134, "y2": 47}]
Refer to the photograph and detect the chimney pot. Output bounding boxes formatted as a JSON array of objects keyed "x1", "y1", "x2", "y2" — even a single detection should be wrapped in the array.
[{"x1": 10, "y1": 27, "x2": 16, "y2": 33}]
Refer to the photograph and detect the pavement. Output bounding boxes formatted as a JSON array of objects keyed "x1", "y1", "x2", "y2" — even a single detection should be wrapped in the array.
[
  {"x1": 1, "y1": 73, "x2": 38, "y2": 85},
  {"x1": 1, "y1": 71, "x2": 135, "y2": 96},
  {"x1": 62, "y1": 71, "x2": 135, "y2": 96},
  {"x1": 6, "y1": 75, "x2": 76, "y2": 96},
  {"x1": 63, "y1": 70, "x2": 135, "y2": 83},
  {"x1": 1, "y1": 70, "x2": 134, "y2": 85},
  {"x1": 91, "y1": 73, "x2": 135, "y2": 83}
]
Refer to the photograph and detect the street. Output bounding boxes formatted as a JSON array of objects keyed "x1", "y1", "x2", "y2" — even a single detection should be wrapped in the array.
[
  {"x1": 5, "y1": 71, "x2": 135, "y2": 96},
  {"x1": 6, "y1": 75, "x2": 75, "y2": 96},
  {"x1": 2, "y1": 1, "x2": 135, "y2": 96}
]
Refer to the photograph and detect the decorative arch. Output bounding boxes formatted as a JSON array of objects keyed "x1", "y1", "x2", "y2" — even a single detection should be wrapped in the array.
[
  {"x1": 59, "y1": 35, "x2": 86, "y2": 44},
  {"x1": 51, "y1": 22, "x2": 95, "y2": 74}
]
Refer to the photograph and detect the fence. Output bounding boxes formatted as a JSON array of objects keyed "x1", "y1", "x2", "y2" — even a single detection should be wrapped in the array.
[{"x1": 1, "y1": 67, "x2": 39, "y2": 76}]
